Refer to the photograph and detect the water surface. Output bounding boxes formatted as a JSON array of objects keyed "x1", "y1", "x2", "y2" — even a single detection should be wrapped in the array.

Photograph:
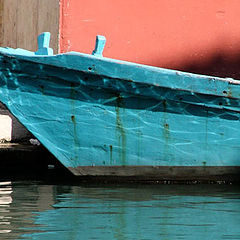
[{"x1": 0, "y1": 182, "x2": 239, "y2": 240}]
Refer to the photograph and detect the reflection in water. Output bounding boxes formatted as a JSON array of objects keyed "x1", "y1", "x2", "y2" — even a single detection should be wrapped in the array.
[
  {"x1": 0, "y1": 181, "x2": 12, "y2": 234},
  {"x1": 1, "y1": 182, "x2": 240, "y2": 240}
]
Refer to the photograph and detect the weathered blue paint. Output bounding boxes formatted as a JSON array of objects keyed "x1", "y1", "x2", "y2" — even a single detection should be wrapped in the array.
[
  {"x1": 35, "y1": 32, "x2": 53, "y2": 56},
  {"x1": 0, "y1": 33, "x2": 240, "y2": 177},
  {"x1": 92, "y1": 35, "x2": 106, "y2": 57}
]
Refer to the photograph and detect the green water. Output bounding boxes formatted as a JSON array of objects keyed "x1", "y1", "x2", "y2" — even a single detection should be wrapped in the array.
[{"x1": 0, "y1": 181, "x2": 240, "y2": 240}]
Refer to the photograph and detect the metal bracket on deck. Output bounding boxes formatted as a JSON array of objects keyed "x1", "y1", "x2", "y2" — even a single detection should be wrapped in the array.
[
  {"x1": 92, "y1": 35, "x2": 106, "y2": 57},
  {"x1": 35, "y1": 32, "x2": 53, "y2": 56}
]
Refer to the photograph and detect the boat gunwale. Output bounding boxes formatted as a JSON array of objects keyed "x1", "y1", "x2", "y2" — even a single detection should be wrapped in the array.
[
  {"x1": 0, "y1": 49, "x2": 240, "y2": 103},
  {"x1": 1, "y1": 53, "x2": 240, "y2": 113},
  {"x1": 0, "y1": 49, "x2": 240, "y2": 84}
]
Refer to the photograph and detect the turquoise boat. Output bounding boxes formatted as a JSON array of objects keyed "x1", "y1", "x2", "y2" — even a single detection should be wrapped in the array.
[{"x1": 0, "y1": 33, "x2": 240, "y2": 181}]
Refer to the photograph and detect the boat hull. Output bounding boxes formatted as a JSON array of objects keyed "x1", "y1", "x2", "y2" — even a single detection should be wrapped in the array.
[{"x1": 0, "y1": 51, "x2": 240, "y2": 180}]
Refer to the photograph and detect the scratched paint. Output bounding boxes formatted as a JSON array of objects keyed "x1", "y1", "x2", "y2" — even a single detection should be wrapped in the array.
[
  {"x1": 204, "y1": 110, "x2": 209, "y2": 165},
  {"x1": 70, "y1": 83, "x2": 80, "y2": 166},
  {"x1": 136, "y1": 112, "x2": 142, "y2": 165},
  {"x1": 162, "y1": 100, "x2": 172, "y2": 162},
  {"x1": 115, "y1": 94, "x2": 127, "y2": 166}
]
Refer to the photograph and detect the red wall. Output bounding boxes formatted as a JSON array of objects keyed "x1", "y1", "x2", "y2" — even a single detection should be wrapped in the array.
[{"x1": 60, "y1": 0, "x2": 240, "y2": 79}]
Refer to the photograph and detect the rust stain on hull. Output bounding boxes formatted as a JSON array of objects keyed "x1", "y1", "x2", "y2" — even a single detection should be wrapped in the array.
[
  {"x1": 115, "y1": 94, "x2": 126, "y2": 165},
  {"x1": 109, "y1": 145, "x2": 113, "y2": 164},
  {"x1": 70, "y1": 83, "x2": 80, "y2": 164}
]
